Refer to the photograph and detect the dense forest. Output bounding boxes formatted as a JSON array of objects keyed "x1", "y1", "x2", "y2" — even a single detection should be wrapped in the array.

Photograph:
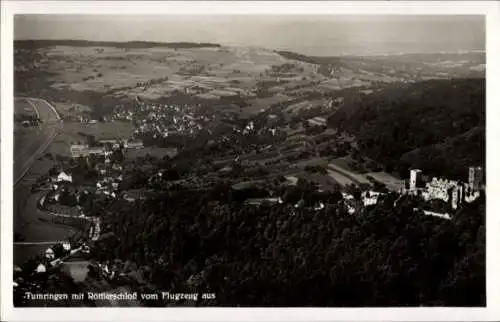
[
  {"x1": 92, "y1": 180, "x2": 485, "y2": 307},
  {"x1": 328, "y1": 78, "x2": 485, "y2": 179}
]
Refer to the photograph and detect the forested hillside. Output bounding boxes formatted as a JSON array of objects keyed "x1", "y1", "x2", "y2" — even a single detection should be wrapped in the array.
[
  {"x1": 328, "y1": 78, "x2": 485, "y2": 179},
  {"x1": 95, "y1": 184, "x2": 485, "y2": 307}
]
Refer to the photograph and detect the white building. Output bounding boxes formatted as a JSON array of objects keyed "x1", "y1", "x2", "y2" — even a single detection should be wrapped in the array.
[
  {"x1": 70, "y1": 144, "x2": 89, "y2": 158},
  {"x1": 468, "y1": 166, "x2": 484, "y2": 191},
  {"x1": 464, "y1": 183, "x2": 481, "y2": 203},
  {"x1": 36, "y1": 263, "x2": 47, "y2": 273},
  {"x1": 62, "y1": 242, "x2": 71, "y2": 252},
  {"x1": 422, "y1": 177, "x2": 457, "y2": 202},
  {"x1": 342, "y1": 192, "x2": 355, "y2": 200},
  {"x1": 363, "y1": 191, "x2": 382, "y2": 207},
  {"x1": 57, "y1": 171, "x2": 73, "y2": 183},
  {"x1": 126, "y1": 140, "x2": 144, "y2": 149},
  {"x1": 88, "y1": 146, "x2": 105, "y2": 156},
  {"x1": 314, "y1": 202, "x2": 325, "y2": 211},
  {"x1": 45, "y1": 248, "x2": 55, "y2": 260},
  {"x1": 409, "y1": 169, "x2": 422, "y2": 191}
]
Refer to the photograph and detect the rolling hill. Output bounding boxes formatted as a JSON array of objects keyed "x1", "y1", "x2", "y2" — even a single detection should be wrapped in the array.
[
  {"x1": 327, "y1": 78, "x2": 485, "y2": 179},
  {"x1": 14, "y1": 39, "x2": 221, "y2": 49}
]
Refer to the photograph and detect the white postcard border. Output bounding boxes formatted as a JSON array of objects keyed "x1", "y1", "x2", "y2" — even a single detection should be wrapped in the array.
[{"x1": 1, "y1": 1, "x2": 499, "y2": 321}]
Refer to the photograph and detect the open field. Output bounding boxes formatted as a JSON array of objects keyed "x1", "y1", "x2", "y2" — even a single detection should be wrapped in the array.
[
  {"x1": 296, "y1": 171, "x2": 339, "y2": 190},
  {"x1": 37, "y1": 46, "x2": 300, "y2": 102},
  {"x1": 125, "y1": 147, "x2": 178, "y2": 160},
  {"x1": 292, "y1": 157, "x2": 328, "y2": 169},
  {"x1": 47, "y1": 121, "x2": 135, "y2": 157},
  {"x1": 14, "y1": 98, "x2": 61, "y2": 184},
  {"x1": 14, "y1": 98, "x2": 40, "y2": 152},
  {"x1": 53, "y1": 101, "x2": 92, "y2": 118},
  {"x1": 328, "y1": 162, "x2": 372, "y2": 185},
  {"x1": 24, "y1": 157, "x2": 55, "y2": 178},
  {"x1": 365, "y1": 171, "x2": 402, "y2": 192},
  {"x1": 241, "y1": 94, "x2": 293, "y2": 117},
  {"x1": 329, "y1": 156, "x2": 356, "y2": 171},
  {"x1": 61, "y1": 121, "x2": 135, "y2": 139},
  {"x1": 21, "y1": 43, "x2": 453, "y2": 107},
  {"x1": 330, "y1": 157, "x2": 401, "y2": 191},
  {"x1": 15, "y1": 97, "x2": 38, "y2": 118},
  {"x1": 327, "y1": 169, "x2": 356, "y2": 186}
]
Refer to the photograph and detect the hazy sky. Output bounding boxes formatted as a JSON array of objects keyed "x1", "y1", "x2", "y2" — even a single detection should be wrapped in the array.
[{"x1": 14, "y1": 15, "x2": 485, "y2": 56}]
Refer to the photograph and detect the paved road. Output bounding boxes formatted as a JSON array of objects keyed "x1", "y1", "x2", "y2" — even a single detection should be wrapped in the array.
[{"x1": 14, "y1": 97, "x2": 62, "y2": 186}]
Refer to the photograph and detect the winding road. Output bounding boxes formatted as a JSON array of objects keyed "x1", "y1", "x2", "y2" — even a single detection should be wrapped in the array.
[{"x1": 14, "y1": 98, "x2": 65, "y2": 264}]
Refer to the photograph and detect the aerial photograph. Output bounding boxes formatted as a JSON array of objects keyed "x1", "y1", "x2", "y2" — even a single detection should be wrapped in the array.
[{"x1": 12, "y1": 14, "x2": 485, "y2": 307}]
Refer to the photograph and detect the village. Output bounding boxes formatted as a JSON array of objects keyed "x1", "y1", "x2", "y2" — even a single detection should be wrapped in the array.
[
  {"x1": 7, "y1": 10, "x2": 489, "y2": 310},
  {"x1": 13, "y1": 89, "x2": 485, "y2": 303}
]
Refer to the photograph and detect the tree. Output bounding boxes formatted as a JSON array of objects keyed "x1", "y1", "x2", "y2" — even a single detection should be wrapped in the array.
[{"x1": 48, "y1": 166, "x2": 58, "y2": 177}]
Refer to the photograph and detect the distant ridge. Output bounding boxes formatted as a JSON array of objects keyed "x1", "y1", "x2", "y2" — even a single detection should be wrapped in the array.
[
  {"x1": 14, "y1": 39, "x2": 221, "y2": 49},
  {"x1": 276, "y1": 50, "x2": 348, "y2": 63},
  {"x1": 276, "y1": 49, "x2": 485, "y2": 61}
]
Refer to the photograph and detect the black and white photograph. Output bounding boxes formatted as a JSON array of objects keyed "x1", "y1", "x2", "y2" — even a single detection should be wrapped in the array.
[{"x1": 1, "y1": 1, "x2": 499, "y2": 321}]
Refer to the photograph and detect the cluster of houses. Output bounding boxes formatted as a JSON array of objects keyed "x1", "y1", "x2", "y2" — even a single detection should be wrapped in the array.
[
  {"x1": 136, "y1": 112, "x2": 205, "y2": 138},
  {"x1": 70, "y1": 138, "x2": 143, "y2": 158},
  {"x1": 111, "y1": 103, "x2": 134, "y2": 122},
  {"x1": 13, "y1": 237, "x2": 90, "y2": 282},
  {"x1": 77, "y1": 115, "x2": 98, "y2": 124},
  {"x1": 230, "y1": 120, "x2": 280, "y2": 138},
  {"x1": 93, "y1": 154, "x2": 126, "y2": 198},
  {"x1": 234, "y1": 166, "x2": 484, "y2": 220},
  {"x1": 52, "y1": 143, "x2": 129, "y2": 206},
  {"x1": 133, "y1": 97, "x2": 210, "y2": 138},
  {"x1": 233, "y1": 172, "x2": 386, "y2": 216},
  {"x1": 17, "y1": 175, "x2": 103, "y2": 283},
  {"x1": 14, "y1": 222, "x2": 98, "y2": 293},
  {"x1": 45, "y1": 166, "x2": 125, "y2": 219},
  {"x1": 96, "y1": 175, "x2": 122, "y2": 198},
  {"x1": 339, "y1": 190, "x2": 384, "y2": 215},
  {"x1": 241, "y1": 188, "x2": 384, "y2": 216}
]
